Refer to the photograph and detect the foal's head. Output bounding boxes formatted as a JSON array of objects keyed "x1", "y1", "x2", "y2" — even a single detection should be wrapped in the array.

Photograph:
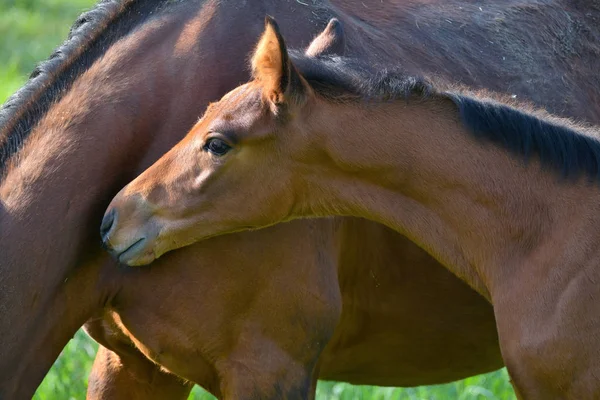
[{"x1": 102, "y1": 17, "x2": 349, "y2": 265}]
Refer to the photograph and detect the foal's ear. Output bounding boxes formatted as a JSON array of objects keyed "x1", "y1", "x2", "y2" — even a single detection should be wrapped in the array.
[
  {"x1": 305, "y1": 18, "x2": 346, "y2": 57},
  {"x1": 251, "y1": 16, "x2": 306, "y2": 106}
]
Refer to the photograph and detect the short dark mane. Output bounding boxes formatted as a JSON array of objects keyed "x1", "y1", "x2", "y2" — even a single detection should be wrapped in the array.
[
  {"x1": 0, "y1": 0, "x2": 177, "y2": 176},
  {"x1": 448, "y1": 93, "x2": 600, "y2": 181},
  {"x1": 290, "y1": 50, "x2": 434, "y2": 103},
  {"x1": 291, "y1": 51, "x2": 600, "y2": 183}
]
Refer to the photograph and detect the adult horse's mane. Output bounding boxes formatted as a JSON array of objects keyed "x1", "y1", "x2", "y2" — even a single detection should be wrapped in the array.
[
  {"x1": 0, "y1": 0, "x2": 181, "y2": 175},
  {"x1": 290, "y1": 50, "x2": 600, "y2": 183}
]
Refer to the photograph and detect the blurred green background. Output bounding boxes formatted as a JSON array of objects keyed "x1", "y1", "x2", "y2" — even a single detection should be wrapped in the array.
[{"x1": 1, "y1": 0, "x2": 516, "y2": 399}]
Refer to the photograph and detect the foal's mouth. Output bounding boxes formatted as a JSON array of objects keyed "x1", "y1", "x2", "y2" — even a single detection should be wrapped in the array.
[{"x1": 116, "y1": 237, "x2": 148, "y2": 264}]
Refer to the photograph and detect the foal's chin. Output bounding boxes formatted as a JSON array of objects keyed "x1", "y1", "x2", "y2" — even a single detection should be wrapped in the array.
[
  {"x1": 104, "y1": 233, "x2": 160, "y2": 266},
  {"x1": 118, "y1": 240, "x2": 159, "y2": 266},
  {"x1": 101, "y1": 219, "x2": 162, "y2": 266},
  {"x1": 104, "y1": 218, "x2": 211, "y2": 266}
]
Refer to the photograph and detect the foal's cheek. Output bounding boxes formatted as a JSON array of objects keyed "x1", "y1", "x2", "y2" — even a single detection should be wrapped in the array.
[{"x1": 191, "y1": 167, "x2": 214, "y2": 193}]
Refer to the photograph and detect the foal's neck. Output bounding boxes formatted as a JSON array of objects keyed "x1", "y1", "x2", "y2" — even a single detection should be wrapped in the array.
[{"x1": 305, "y1": 96, "x2": 600, "y2": 299}]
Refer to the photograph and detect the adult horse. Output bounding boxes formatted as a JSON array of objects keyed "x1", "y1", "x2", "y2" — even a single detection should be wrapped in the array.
[
  {"x1": 1, "y1": 0, "x2": 599, "y2": 399},
  {"x1": 103, "y1": 16, "x2": 600, "y2": 397}
]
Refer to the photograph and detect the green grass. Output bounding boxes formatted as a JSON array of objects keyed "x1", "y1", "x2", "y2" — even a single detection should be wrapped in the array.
[
  {"x1": 2, "y1": 1, "x2": 516, "y2": 398},
  {"x1": 0, "y1": 0, "x2": 95, "y2": 102},
  {"x1": 36, "y1": 330, "x2": 516, "y2": 399}
]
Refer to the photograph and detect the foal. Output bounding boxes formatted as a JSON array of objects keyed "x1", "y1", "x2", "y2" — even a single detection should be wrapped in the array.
[{"x1": 103, "y1": 17, "x2": 600, "y2": 398}]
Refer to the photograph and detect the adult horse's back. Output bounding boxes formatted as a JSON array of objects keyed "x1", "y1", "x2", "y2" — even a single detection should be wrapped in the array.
[{"x1": 321, "y1": 0, "x2": 600, "y2": 122}]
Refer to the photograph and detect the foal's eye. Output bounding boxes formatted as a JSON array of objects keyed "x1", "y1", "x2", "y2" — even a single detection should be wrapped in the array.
[{"x1": 203, "y1": 138, "x2": 232, "y2": 156}]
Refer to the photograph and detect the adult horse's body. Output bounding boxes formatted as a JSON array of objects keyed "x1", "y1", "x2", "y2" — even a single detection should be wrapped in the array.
[
  {"x1": 1, "y1": 0, "x2": 599, "y2": 398},
  {"x1": 104, "y1": 17, "x2": 600, "y2": 398}
]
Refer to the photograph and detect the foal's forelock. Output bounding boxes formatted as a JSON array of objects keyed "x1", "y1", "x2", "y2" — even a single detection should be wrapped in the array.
[{"x1": 0, "y1": 0, "x2": 179, "y2": 178}]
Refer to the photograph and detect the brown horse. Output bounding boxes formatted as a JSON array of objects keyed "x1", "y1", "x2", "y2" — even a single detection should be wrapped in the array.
[
  {"x1": 103, "y1": 16, "x2": 600, "y2": 398},
  {"x1": 0, "y1": 2, "x2": 500, "y2": 397},
  {"x1": 2, "y1": 0, "x2": 599, "y2": 398}
]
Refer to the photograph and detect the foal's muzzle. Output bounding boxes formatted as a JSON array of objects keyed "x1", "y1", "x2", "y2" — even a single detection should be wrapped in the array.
[{"x1": 100, "y1": 194, "x2": 159, "y2": 266}]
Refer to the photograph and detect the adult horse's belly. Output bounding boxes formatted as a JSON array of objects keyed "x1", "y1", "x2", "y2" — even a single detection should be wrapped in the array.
[{"x1": 318, "y1": 219, "x2": 503, "y2": 386}]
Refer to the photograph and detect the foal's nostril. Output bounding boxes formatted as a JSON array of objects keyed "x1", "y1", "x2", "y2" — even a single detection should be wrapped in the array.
[{"x1": 100, "y1": 208, "x2": 117, "y2": 242}]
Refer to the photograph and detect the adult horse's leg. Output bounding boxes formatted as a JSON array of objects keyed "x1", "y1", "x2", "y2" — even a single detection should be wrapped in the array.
[
  {"x1": 86, "y1": 219, "x2": 342, "y2": 399},
  {"x1": 88, "y1": 345, "x2": 193, "y2": 400},
  {"x1": 86, "y1": 316, "x2": 193, "y2": 400},
  {"x1": 88, "y1": 324, "x2": 321, "y2": 400}
]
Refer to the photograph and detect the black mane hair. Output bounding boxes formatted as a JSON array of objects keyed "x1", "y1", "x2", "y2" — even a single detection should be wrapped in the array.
[{"x1": 290, "y1": 50, "x2": 600, "y2": 183}]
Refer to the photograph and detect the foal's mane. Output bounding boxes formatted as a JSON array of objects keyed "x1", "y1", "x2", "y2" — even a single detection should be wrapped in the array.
[
  {"x1": 0, "y1": 0, "x2": 177, "y2": 176},
  {"x1": 291, "y1": 51, "x2": 600, "y2": 183}
]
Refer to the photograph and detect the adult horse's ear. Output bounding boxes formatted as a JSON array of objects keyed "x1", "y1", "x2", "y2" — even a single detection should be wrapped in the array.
[
  {"x1": 305, "y1": 18, "x2": 345, "y2": 57},
  {"x1": 251, "y1": 16, "x2": 306, "y2": 106}
]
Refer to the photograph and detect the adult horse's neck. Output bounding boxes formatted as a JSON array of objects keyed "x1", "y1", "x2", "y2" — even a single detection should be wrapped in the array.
[
  {"x1": 0, "y1": 2, "x2": 218, "y2": 396},
  {"x1": 302, "y1": 95, "x2": 600, "y2": 300},
  {"x1": 0, "y1": 9, "x2": 184, "y2": 395}
]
